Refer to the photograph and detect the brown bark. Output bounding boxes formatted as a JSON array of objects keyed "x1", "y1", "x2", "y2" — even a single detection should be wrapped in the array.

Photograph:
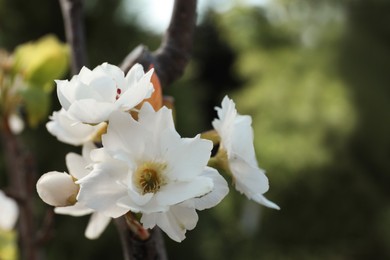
[
  {"x1": 120, "y1": 0, "x2": 197, "y2": 89},
  {"x1": 1, "y1": 123, "x2": 40, "y2": 260},
  {"x1": 59, "y1": 0, "x2": 88, "y2": 74}
]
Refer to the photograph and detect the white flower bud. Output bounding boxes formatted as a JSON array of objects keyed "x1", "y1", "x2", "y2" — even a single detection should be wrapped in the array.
[{"x1": 36, "y1": 171, "x2": 79, "y2": 207}]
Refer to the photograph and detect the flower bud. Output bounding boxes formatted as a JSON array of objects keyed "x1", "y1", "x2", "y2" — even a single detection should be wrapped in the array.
[{"x1": 36, "y1": 171, "x2": 79, "y2": 207}]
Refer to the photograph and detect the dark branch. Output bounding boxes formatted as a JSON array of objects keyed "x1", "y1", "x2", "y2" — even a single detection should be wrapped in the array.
[
  {"x1": 115, "y1": 218, "x2": 168, "y2": 260},
  {"x1": 120, "y1": 0, "x2": 197, "y2": 88},
  {"x1": 59, "y1": 0, "x2": 88, "y2": 74},
  {"x1": 0, "y1": 126, "x2": 40, "y2": 260}
]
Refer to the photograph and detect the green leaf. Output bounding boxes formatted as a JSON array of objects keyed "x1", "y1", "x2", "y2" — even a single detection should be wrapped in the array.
[
  {"x1": 20, "y1": 87, "x2": 50, "y2": 127},
  {"x1": 13, "y1": 34, "x2": 69, "y2": 89}
]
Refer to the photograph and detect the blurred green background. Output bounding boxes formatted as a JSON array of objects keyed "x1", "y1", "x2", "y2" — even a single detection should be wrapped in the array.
[{"x1": 1, "y1": 0, "x2": 390, "y2": 259}]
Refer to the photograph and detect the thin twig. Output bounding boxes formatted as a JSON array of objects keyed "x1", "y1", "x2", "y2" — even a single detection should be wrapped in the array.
[
  {"x1": 59, "y1": 0, "x2": 88, "y2": 75},
  {"x1": 120, "y1": 0, "x2": 197, "y2": 88}
]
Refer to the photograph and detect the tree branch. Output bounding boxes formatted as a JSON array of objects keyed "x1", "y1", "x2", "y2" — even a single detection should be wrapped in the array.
[
  {"x1": 115, "y1": 218, "x2": 168, "y2": 260},
  {"x1": 59, "y1": 0, "x2": 88, "y2": 75},
  {"x1": 0, "y1": 124, "x2": 40, "y2": 260},
  {"x1": 120, "y1": 0, "x2": 197, "y2": 88}
]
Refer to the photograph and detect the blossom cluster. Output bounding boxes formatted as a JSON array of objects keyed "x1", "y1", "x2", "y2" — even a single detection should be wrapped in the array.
[{"x1": 36, "y1": 62, "x2": 278, "y2": 242}]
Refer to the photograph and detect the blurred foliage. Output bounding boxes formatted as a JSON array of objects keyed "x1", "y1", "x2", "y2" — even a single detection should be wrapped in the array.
[
  {"x1": 0, "y1": 230, "x2": 18, "y2": 260},
  {"x1": 1, "y1": 0, "x2": 390, "y2": 259},
  {"x1": 13, "y1": 35, "x2": 69, "y2": 127}
]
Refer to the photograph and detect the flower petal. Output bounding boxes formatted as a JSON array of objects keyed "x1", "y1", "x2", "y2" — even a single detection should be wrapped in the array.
[
  {"x1": 66, "y1": 153, "x2": 90, "y2": 180},
  {"x1": 230, "y1": 156, "x2": 269, "y2": 196},
  {"x1": 116, "y1": 195, "x2": 167, "y2": 214},
  {"x1": 85, "y1": 212, "x2": 111, "y2": 239},
  {"x1": 103, "y1": 111, "x2": 145, "y2": 160},
  {"x1": 162, "y1": 134, "x2": 213, "y2": 181},
  {"x1": 46, "y1": 109, "x2": 106, "y2": 146},
  {"x1": 77, "y1": 161, "x2": 129, "y2": 218},
  {"x1": 251, "y1": 194, "x2": 280, "y2": 210},
  {"x1": 116, "y1": 67, "x2": 154, "y2": 110},
  {"x1": 67, "y1": 99, "x2": 116, "y2": 124},
  {"x1": 54, "y1": 203, "x2": 94, "y2": 216},
  {"x1": 137, "y1": 103, "x2": 175, "y2": 134},
  {"x1": 157, "y1": 176, "x2": 213, "y2": 206},
  {"x1": 183, "y1": 167, "x2": 229, "y2": 210},
  {"x1": 141, "y1": 205, "x2": 198, "y2": 242}
]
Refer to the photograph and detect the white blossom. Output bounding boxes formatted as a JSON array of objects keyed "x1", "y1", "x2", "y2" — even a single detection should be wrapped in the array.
[
  {"x1": 0, "y1": 190, "x2": 19, "y2": 231},
  {"x1": 56, "y1": 62, "x2": 154, "y2": 124},
  {"x1": 212, "y1": 96, "x2": 279, "y2": 210},
  {"x1": 77, "y1": 103, "x2": 225, "y2": 241}
]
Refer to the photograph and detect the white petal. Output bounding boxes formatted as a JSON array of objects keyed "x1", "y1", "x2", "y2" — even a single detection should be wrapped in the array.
[
  {"x1": 103, "y1": 111, "x2": 145, "y2": 159},
  {"x1": 170, "y1": 205, "x2": 198, "y2": 231},
  {"x1": 229, "y1": 115, "x2": 258, "y2": 166},
  {"x1": 230, "y1": 156, "x2": 269, "y2": 196},
  {"x1": 0, "y1": 191, "x2": 19, "y2": 231},
  {"x1": 88, "y1": 66, "x2": 117, "y2": 102},
  {"x1": 81, "y1": 142, "x2": 97, "y2": 163},
  {"x1": 46, "y1": 109, "x2": 105, "y2": 146},
  {"x1": 141, "y1": 205, "x2": 198, "y2": 242},
  {"x1": 140, "y1": 213, "x2": 157, "y2": 229},
  {"x1": 116, "y1": 68, "x2": 154, "y2": 110},
  {"x1": 162, "y1": 134, "x2": 213, "y2": 181},
  {"x1": 99, "y1": 62, "x2": 126, "y2": 89},
  {"x1": 124, "y1": 63, "x2": 145, "y2": 87},
  {"x1": 36, "y1": 171, "x2": 79, "y2": 207},
  {"x1": 56, "y1": 79, "x2": 72, "y2": 110},
  {"x1": 66, "y1": 153, "x2": 90, "y2": 180},
  {"x1": 85, "y1": 213, "x2": 111, "y2": 239},
  {"x1": 77, "y1": 162, "x2": 129, "y2": 218},
  {"x1": 137, "y1": 103, "x2": 175, "y2": 134},
  {"x1": 116, "y1": 195, "x2": 167, "y2": 214},
  {"x1": 54, "y1": 203, "x2": 94, "y2": 216},
  {"x1": 251, "y1": 194, "x2": 280, "y2": 210},
  {"x1": 183, "y1": 167, "x2": 229, "y2": 210},
  {"x1": 77, "y1": 66, "x2": 94, "y2": 83},
  {"x1": 156, "y1": 177, "x2": 213, "y2": 206},
  {"x1": 67, "y1": 99, "x2": 116, "y2": 124}
]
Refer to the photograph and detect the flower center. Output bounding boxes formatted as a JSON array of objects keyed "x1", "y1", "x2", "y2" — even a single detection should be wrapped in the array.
[{"x1": 134, "y1": 162, "x2": 167, "y2": 194}]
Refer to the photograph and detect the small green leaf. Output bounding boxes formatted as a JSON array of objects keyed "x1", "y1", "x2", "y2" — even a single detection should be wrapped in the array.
[
  {"x1": 20, "y1": 87, "x2": 50, "y2": 127},
  {"x1": 13, "y1": 35, "x2": 69, "y2": 88}
]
